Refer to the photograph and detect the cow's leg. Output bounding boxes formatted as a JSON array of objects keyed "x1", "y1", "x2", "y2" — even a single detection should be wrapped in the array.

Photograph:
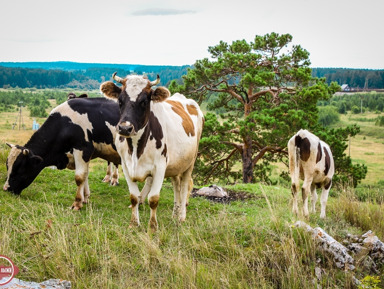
[
  {"x1": 127, "y1": 177, "x2": 153, "y2": 208},
  {"x1": 320, "y1": 179, "x2": 332, "y2": 219},
  {"x1": 102, "y1": 162, "x2": 112, "y2": 183},
  {"x1": 83, "y1": 176, "x2": 90, "y2": 204},
  {"x1": 71, "y1": 149, "x2": 89, "y2": 210},
  {"x1": 140, "y1": 177, "x2": 153, "y2": 204},
  {"x1": 178, "y1": 167, "x2": 194, "y2": 222},
  {"x1": 126, "y1": 177, "x2": 141, "y2": 227},
  {"x1": 187, "y1": 178, "x2": 193, "y2": 206},
  {"x1": 310, "y1": 183, "x2": 317, "y2": 213},
  {"x1": 171, "y1": 176, "x2": 181, "y2": 219},
  {"x1": 110, "y1": 164, "x2": 119, "y2": 186},
  {"x1": 147, "y1": 173, "x2": 165, "y2": 232},
  {"x1": 291, "y1": 181, "x2": 300, "y2": 216},
  {"x1": 301, "y1": 176, "x2": 313, "y2": 218}
]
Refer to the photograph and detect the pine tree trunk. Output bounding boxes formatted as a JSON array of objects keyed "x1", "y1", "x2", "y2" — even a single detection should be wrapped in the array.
[
  {"x1": 242, "y1": 136, "x2": 254, "y2": 183},
  {"x1": 242, "y1": 102, "x2": 254, "y2": 183}
]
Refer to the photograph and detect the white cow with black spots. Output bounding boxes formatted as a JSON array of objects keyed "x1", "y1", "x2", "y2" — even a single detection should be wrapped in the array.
[{"x1": 288, "y1": 129, "x2": 334, "y2": 218}]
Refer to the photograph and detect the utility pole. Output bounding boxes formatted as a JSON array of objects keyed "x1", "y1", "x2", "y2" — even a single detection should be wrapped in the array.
[{"x1": 12, "y1": 101, "x2": 25, "y2": 130}]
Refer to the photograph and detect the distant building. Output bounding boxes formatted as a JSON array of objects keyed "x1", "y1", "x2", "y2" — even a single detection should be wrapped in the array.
[{"x1": 341, "y1": 84, "x2": 351, "y2": 92}]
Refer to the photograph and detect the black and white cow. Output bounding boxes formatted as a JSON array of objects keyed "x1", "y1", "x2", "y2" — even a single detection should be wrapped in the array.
[
  {"x1": 100, "y1": 73, "x2": 204, "y2": 231},
  {"x1": 288, "y1": 129, "x2": 335, "y2": 218},
  {"x1": 3, "y1": 97, "x2": 121, "y2": 210}
]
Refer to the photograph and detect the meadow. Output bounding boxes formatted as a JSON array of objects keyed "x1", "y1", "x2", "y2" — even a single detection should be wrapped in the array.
[{"x1": 0, "y1": 102, "x2": 383, "y2": 288}]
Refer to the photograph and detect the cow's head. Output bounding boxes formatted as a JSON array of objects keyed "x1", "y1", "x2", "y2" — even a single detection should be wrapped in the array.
[
  {"x1": 3, "y1": 143, "x2": 43, "y2": 194},
  {"x1": 100, "y1": 73, "x2": 170, "y2": 138}
]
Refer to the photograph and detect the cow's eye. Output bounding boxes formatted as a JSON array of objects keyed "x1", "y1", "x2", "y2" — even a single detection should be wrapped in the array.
[{"x1": 140, "y1": 99, "x2": 147, "y2": 108}]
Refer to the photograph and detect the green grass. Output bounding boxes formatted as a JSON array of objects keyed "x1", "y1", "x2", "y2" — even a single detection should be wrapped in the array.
[
  {"x1": 1, "y1": 107, "x2": 384, "y2": 288},
  {"x1": 1, "y1": 148, "x2": 384, "y2": 288}
]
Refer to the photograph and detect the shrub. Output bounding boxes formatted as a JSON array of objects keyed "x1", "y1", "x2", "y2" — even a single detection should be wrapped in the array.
[
  {"x1": 318, "y1": 106, "x2": 340, "y2": 126},
  {"x1": 352, "y1": 105, "x2": 360, "y2": 114},
  {"x1": 375, "y1": 116, "x2": 384, "y2": 126}
]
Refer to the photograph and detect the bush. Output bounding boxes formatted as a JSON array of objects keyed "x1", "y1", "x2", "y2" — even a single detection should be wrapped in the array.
[
  {"x1": 318, "y1": 106, "x2": 340, "y2": 126},
  {"x1": 352, "y1": 105, "x2": 360, "y2": 114},
  {"x1": 29, "y1": 106, "x2": 48, "y2": 117},
  {"x1": 375, "y1": 116, "x2": 384, "y2": 126}
]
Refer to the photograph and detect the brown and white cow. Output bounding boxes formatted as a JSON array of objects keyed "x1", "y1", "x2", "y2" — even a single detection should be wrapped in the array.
[
  {"x1": 288, "y1": 129, "x2": 334, "y2": 218},
  {"x1": 100, "y1": 73, "x2": 204, "y2": 231}
]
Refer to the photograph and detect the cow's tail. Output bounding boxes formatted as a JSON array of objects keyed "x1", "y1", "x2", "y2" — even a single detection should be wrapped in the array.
[{"x1": 288, "y1": 136, "x2": 300, "y2": 189}]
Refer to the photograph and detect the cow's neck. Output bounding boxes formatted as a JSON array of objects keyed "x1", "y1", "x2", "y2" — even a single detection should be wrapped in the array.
[
  {"x1": 24, "y1": 127, "x2": 52, "y2": 158},
  {"x1": 130, "y1": 124, "x2": 150, "y2": 159},
  {"x1": 23, "y1": 121, "x2": 68, "y2": 168}
]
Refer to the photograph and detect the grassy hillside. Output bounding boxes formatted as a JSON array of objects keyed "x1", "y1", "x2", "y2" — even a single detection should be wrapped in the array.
[{"x1": 1, "y1": 105, "x2": 384, "y2": 288}]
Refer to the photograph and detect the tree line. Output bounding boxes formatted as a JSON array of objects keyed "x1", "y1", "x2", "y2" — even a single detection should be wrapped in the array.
[
  {"x1": 0, "y1": 64, "x2": 189, "y2": 90},
  {"x1": 1, "y1": 62, "x2": 384, "y2": 90},
  {"x1": 312, "y1": 68, "x2": 384, "y2": 89}
]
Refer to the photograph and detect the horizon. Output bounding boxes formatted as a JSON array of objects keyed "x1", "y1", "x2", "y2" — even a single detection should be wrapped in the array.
[{"x1": 1, "y1": 60, "x2": 383, "y2": 71}]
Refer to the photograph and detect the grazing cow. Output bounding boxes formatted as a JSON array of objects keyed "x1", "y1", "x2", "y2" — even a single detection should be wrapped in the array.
[
  {"x1": 100, "y1": 73, "x2": 204, "y2": 231},
  {"x1": 288, "y1": 129, "x2": 335, "y2": 218},
  {"x1": 3, "y1": 97, "x2": 121, "y2": 210}
]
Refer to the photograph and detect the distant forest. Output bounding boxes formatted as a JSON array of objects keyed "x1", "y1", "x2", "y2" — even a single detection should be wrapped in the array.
[
  {"x1": 312, "y1": 68, "x2": 384, "y2": 89},
  {"x1": 1, "y1": 62, "x2": 383, "y2": 89},
  {"x1": 0, "y1": 62, "x2": 189, "y2": 89}
]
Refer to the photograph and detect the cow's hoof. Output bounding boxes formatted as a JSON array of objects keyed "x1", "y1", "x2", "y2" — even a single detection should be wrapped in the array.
[
  {"x1": 71, "y1": 203, "x2": 82, "y2": 211},
  {"x1": 110, "y1": 180, "x2": 119, "y2": 186}
]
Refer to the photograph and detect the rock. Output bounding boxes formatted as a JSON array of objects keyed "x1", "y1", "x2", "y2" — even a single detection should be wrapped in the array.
[
  {"x1": 195, "y1": 185, "x2": 228, "y2": 198},
  {"x1": 315, "y1": 266, "x2": 322, "y2": 280},
  {"x1": 295, "y1": 221, "x2": 355, "y2": 271},
  {"x1": 0, "y1": 278, "x2": 71, "y2": 289}
]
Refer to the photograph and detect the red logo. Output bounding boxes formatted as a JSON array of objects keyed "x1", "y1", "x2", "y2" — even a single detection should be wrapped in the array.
[{"x1": 0, "y1": 255, "x2": 19, "y2": 286}]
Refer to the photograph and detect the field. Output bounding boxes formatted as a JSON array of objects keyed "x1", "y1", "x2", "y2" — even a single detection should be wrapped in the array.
[{"x1": 0, "y1": 105, "x2": 384, "y2": 288}]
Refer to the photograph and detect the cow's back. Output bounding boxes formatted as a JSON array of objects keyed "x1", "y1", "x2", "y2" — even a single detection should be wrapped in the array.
[
  {"x1": 51, "y1": 97, "x2": 120, "y2": 163},
  {"x1": 153, "y1": 94, "x2": 203, "y2": 176}
]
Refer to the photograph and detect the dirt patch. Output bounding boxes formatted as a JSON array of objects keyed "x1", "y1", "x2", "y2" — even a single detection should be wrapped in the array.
[{"x1": 191, "y1": 188, "x2": 256, "y2": 204}]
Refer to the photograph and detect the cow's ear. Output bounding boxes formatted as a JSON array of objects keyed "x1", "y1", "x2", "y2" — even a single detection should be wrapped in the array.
[
  {"x1": 100, "y1": 82, "x2": 121, "y2": 100},
  {"x1": 152, "y1": 87, "x2": 170, "y2": 102},
  {"x1": 30, "y1": 155, "x2": 43, "y2": 165}
]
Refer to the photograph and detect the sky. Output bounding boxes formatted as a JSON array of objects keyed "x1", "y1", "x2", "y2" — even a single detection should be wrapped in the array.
[{"x1": 1, "y1": 0, "x2": 383, "y2": 69}]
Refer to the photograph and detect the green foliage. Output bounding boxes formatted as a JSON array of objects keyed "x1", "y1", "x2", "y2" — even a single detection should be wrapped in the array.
[
  {"x1": 375, "y1": 115, "x2": 384, "y2": 126},
  {"x1": 29, "y1": 106, "x2": 48, "y2": 117},
  {"x1": 173, "y1": 32, "x2": 363, "y2": 185},
  {"x1": 318, "y1": 106, "x2": 340, "y2": 126},
  {"x1": 359, "y1": 275, "x2": 381, "y2": 289},
  {"x1": 352, "y1": 105, "x2": 361, "y2": 114},
  {"x1": 331, "y1": 92, "x2": 384, "y2": 112}
]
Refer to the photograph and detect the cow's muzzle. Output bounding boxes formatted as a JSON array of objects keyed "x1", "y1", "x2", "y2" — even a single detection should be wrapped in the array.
[
  {"x1": 3, "y1": 183, "x2": 9, "y2": 191},
  {"x1": 117, "y1": 124, "x2": 136, "y2": 137}
]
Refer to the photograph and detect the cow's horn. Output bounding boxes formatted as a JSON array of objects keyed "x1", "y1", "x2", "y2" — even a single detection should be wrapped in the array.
[
  {"x1": 112, "y1": 72, "x2": 124, "y2": 84},
  {"x1": 6, "y1": 143, "x2": 15, "y2": 148},
  {"x1": 22, "y1": 149, "x2": 29, "y2": 156},
  {"x1": 150, "y1": 75, "x2": 160, "y2": 86}
]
